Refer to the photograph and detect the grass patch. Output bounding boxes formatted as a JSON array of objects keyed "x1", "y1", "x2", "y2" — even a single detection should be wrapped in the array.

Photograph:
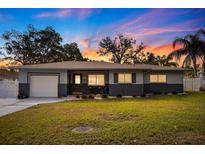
[
  {"x1": 99, "y1": 113, "x2": 142, "y2": 122},
  {"x1": 0, "y1": 92, "x2": 205, "y2": 144}
]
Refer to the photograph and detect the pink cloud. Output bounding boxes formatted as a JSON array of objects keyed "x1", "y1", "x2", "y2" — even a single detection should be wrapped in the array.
[
  {"x1": 35, "y1": 9, "x2": 72, "y2": 18},
  {"x1": 99, "y1": 9, "x2": 202, "y2": 39},
  {"x1": 146, "y1": 43, "x2": 182, "y2": 56},
  {"x1": 80, "y1": 38, "x2": 90, "y2": 48},
  {"x1": 139, "y1": 28, "x2": 195, "y2": 35},
  {"x1": 88, "y1": 16, "x2": 205, "y2": 55},
  {"x1": 117, "y1": 17, "x2": 205, "y2": 42},
  {"x1": 117, "y1": 9, "x2": 170, "y2": 32},
  {"x1": 78, "y1": 8, "x2": 96, "y2": 19},
  {"x1": 88, "y1": 9, "x2": 194, "y2": 44},
  {"x1": 35, "y1": 8, "x2": 97, "y2": 19},
  {"x1": 125, "y1": 27, "x2": 200, "y2": 38}
]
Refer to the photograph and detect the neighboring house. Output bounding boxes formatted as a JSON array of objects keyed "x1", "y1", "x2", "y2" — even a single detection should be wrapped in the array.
[{"x1": 15, "y1": 61, "x2": 185, "y2": 98}]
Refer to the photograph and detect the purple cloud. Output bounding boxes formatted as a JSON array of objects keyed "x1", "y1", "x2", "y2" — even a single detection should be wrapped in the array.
[{"x1": 34, "y1": 8, "x2": 98, "y2": 19}]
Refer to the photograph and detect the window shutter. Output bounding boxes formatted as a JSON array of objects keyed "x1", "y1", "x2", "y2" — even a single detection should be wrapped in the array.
[
  {"x1": 114, "y1": 73, "x2": 118, "y2": 83},
  {"x1": 132, "y1": 73, "x2": 136, "y2": 83}
]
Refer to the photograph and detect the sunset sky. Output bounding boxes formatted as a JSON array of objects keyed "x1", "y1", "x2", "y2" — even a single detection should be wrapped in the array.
[{"x1": 0, "y1": 8, "x2": 205, "y2": 61}]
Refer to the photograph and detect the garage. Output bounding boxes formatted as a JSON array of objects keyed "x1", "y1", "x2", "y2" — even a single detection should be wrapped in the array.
[{"x1": 29, "y1": 75, "x2": 58, "y2": 97}]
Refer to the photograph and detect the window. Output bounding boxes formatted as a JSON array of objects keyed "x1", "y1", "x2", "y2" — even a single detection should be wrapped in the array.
[
  {"x1": 158, "y1": 75, "x2": 166, "y2": 83},
  {"x1": 74, "y1": 75, "x2": 81, "y2": 84},
  {"x1": 150, "y1": 74, "x2": 166, "y2": 83},
  {"x1": 150, "y1": 75, "x2": 158, "y2": 83},
  {"x1": 118, "y1": 73, "x2": 132, "y2": 83},
  {"x1": 88, "y1": 75, "x2": 105, "y2": 86}
]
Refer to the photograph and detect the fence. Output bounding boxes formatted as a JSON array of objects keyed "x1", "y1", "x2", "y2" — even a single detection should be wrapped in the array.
[
  {"x1": 0, "y1": 80, "x2": 18, "y2": 98},
  {"x1": 0, "y1": 69, "x2": 18, "y2": 80},
  {"x1": 183, "y1": 76, "x2": 205, "y2": 91}
]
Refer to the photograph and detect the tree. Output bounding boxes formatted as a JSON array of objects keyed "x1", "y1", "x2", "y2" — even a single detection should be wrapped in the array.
[
  {"x1": 98, "y1": 34, "x2": 145, "y2": 64},
  {"x1": 1, "y1": 26, "x2": 39, "y2": 65},
  {"x1": 146, "y1": 52, "x2": 158, "y2": 65},
  {"x1": 156, "y1": 55, "x2": 178, "y2": 67},
  {"x1": 136, "y1": 52, "x2": 178, "y2": 66},
  {"x1": 126, "y1": 51, "x2": 146, "y2": 64},
  {"x1": 1, "y1": 25, "x2": 85, "y2": 65},
  {"x1": 183, "y1": 64, "x2": 201, "y2": 78},
  {"x1": 61, "y1": 43, "x2": 84, "y2": 61},
  {"x1": 168, "y1": 34, "x2": 202, "y2": 77},
  {"x1": 32, "y1": 25, "x2": 63, "y2": 64},
  {"x1": 196, "y1": 29, "x2": 205, "y2": 76}
]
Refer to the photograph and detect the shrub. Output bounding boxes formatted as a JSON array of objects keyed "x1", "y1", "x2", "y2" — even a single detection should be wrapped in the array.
[
  {"x1": 81, "y1": 95, "x2": 87, "y2": 99},
  {"x1": 153, "y1": 92, "x2": 161, "y2": 95},
  {"x1": 18, "y1": 93, "x2": 28, "y2": 99},
  {"x1": 172, "y1": 91, "x2": 178, "y2": 95},
  {"x1": 88, "y1": 95, "x2": 94, "y2": 99},
  {"x1": 200, "y1": 87, "x2": 205, "y2": 91},
  {"x1": 101, "y1": 94, "x2": 108, "y2": 98},
  {"x1": 76, "y1": 95, "x2": 80, "y2": 99},
  {"x1": 141, "y1": 94, "x2": 145, "y2": 97},
  {"x1": 116, "y1": 94, "x2": 122, "y2": 98},
  {"x1": 18, "y1": 94, "x2": 23, "y2": 99}
]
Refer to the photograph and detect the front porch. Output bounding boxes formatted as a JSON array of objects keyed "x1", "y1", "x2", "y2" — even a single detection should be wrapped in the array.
[{"x1": 67, "y1": 70, "x2": 110, "y2": 95}]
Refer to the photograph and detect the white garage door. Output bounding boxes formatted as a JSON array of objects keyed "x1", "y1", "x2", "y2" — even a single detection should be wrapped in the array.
[{"x1": 30, "y1": 75, "x2": 58, "y2": 97}]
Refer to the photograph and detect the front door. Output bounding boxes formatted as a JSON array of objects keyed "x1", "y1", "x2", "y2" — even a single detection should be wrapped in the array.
[{"x1": 71, "y1": 74, "x2": 83, "y2": 95}]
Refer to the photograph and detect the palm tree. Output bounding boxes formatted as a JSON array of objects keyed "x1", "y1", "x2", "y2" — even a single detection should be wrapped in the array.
[
  {"x1": 146, "y1": 52, "x2": 158, "y2": 65},
  {"x1": 168, "y1": 34, "x2": 202, "y2": 77},
  {"x1": 157, "y1": 55, "x2": 178, "y2": 67},
  {"x1": 140, "y1": 52, "x2": 177, "y2": 66},
  {"x1": 196, "y1": 29, "x2": 205, "y2": 76}
]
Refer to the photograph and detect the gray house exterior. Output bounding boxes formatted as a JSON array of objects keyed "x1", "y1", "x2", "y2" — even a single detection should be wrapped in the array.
[{"x1": 16, "y1": 61, "x2": 185, "y2": 98}]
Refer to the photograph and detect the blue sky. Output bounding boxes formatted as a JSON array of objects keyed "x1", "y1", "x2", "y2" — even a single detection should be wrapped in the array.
[{"x1": 0, "y1": 8, "x2": 205, "y2": 60}]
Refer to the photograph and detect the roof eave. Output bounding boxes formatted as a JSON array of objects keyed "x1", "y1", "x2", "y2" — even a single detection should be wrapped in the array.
[{"x1": 16, "y1": 67, "x2": 186, "y2": 71}]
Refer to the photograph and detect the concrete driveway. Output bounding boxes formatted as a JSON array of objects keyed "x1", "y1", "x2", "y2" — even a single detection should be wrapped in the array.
[{"x1": 0, "y1": 98, "x2": 66, "y2": 117}]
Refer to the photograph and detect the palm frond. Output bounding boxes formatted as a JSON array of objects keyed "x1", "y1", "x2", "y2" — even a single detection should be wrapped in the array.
[
  {"x1": 182, "y1": 55, "x2": 192, "y2": 67},
  {"x1": 173, "y1": 38, "x2": 190, "y2": 48},
  {"x1": 166, "y1": 62, "x2": 178, "y2": 67},
  {"x1": 184, "y1": 34, "x2": 196, "y2": 41},
  {"x1": 196, "y1": 29, "x2": 205, "y2": 37},
  {"x1": 168, "y1": 48, "x2": 188, "y2": 61}
]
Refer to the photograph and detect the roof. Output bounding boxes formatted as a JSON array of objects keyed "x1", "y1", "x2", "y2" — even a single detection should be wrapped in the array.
[{"x1": 13, "y1": 61, "x2": 186, "y2": 71}]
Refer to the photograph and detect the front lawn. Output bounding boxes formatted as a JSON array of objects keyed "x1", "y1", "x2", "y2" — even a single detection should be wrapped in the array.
[{"x1": 0, "y1": 92, "x2": 205, "y2": 144}]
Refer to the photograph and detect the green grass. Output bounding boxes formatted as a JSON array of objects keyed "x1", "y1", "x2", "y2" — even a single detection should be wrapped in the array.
[{"x1": 0, "y1": 92, "x2": 205, "y2": 144}]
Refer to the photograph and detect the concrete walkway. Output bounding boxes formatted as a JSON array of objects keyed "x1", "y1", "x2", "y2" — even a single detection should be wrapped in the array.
[{"x1": 0, "y1": 98, "x2": 66, "y2": 117}]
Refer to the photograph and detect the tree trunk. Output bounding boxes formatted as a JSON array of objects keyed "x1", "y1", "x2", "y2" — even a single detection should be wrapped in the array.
[
  {"x1": 202, "y1": 61, "x2": 205, "y2": 76},
  {"x1": 193, "y1": 58, "x2": 197, "y2": 77}
]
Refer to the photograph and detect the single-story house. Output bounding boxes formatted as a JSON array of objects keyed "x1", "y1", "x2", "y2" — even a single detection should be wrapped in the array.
[{"x1": 15, "y1": 61, "x2": 186, "y2": 98}]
